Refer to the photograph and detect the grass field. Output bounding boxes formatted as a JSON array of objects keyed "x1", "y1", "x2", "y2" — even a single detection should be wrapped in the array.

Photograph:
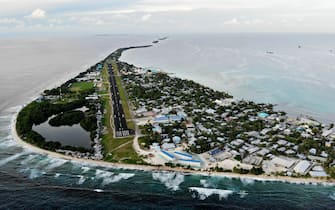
[
  {"x1": 100, "y1": 63, "x2": 143, "y2": 164},
  {"x1": 70, "y1": 82, "x2": 94, "y2": 93}
]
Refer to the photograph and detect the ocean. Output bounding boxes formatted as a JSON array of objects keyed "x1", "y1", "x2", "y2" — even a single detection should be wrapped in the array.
[
  {"x1": 121, "y1": 34, "x2": 335, "y2": 123},
  {"x1": 0, "y1": 34, "x2": 335, "y2": 209}
]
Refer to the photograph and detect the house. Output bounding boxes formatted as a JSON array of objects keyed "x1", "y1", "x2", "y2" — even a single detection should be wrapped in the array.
[
  {"x1": 309, "y1": 166, "x2": 328, "y2": 177},
  {"x1": 215, "y1": 98, "x2": 235, "y2": 107},
  {"x1": 271, "y1": 156, "x2": 296, "y2": 168},
  {"x1": 293, "y1": 160, "x2": 311, "y2": 175},
  {"x1": 208, "y1": 148, "x2": 222, "y2": 156},
  {"x1": 172, "y1": 136, "x2": 181, "y2": 144},
  {"x1": 161, "y1": 143, "x2": 175, "y2": 150},
  {"x1": 258, "y1": 112, "x2": 269, "y2": 118},
  {"x1": 152, "y1": 125, "x2": 162, "y2": 133},
  {"x1": 243, "y1": 155, "x2": 263, "y2": 166},
  {"x1": 178, "y1": 159, "x2": 201, "y2": 167},
  {"x1": 154, "y1": 115, "x2": 169, "y2": 124},
  {"x1": 309, "y1": 148, "x2": 317, "y2": 155}
]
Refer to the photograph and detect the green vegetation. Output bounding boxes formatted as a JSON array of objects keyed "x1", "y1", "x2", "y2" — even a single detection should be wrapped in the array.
[
  {"x1": 49, "y1": 110, "x2": 85, "y2": 126},
  {"x1": 138, "y1": 136, "x2": 150, "y2": 150},
  {"x1": 70, "y1": 82, "x2": 94, "y2": 93},
  {"x1": 16, "y1": 100, "x2": 92, "y2": 152}
]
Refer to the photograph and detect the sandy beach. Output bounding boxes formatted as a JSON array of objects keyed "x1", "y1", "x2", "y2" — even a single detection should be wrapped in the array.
[{"x1": 10, "y1": 109, "x2": 335, "y2": 186}]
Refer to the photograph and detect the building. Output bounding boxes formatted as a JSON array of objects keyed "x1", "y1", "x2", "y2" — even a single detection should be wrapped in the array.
[
  {"x1": 178, "y1": 159, "x2": 201, "y2": 168},
  {"x1": 309, "y1": 166, "x2": 328, "y2": 177},
  {"x1": 271, "y1": 156, "x2": 296, "y2": 168},
  {"x1": 258, "y1": 112, "x2": 269, "y2": 118},
  {"x1": 293, "y1": 160, "x2": 311, "y2": 175},
  {"x1": 161, "y1": 143, "x2": 176, "y2": 150},
  {"x1": 154, "y1": 115, "x2": 169, "y2": 124},
  {"x1": 172, "y1": 136, "x2": 181, "y2": 144},
  {"x1": 160, "y1": 150, "x2": 175, "y2": 161},
  {"x1": 174, "y1": 151, "x2": 193, "y2": 160},
  {"x1": 208, "y1": 148, "x2": 222, "y2": 156}
]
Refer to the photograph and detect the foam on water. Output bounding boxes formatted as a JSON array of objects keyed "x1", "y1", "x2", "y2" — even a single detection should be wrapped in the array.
[
  {"x1": 45, "y1": 158, "x2": 68, "y2": 171},
  {"x1": 95, "y1": 169, "x2": 135, "y2": 186},
  {"x1": 20, "y1": 168, "x2": 45, "y2": 179},
  {"x1": 20, "y1": 154, "x2": 39, "y2": 165},
  {"x1": 34, "y1": 156, "x2": 55, "y2": 168},
  {"x1": 81, "y1": 166, "x2": 91, "y2": 173},
  {"x1": 189, "y1": 187, "x2": 234, "y2": 200},
  {"x1": 0, "y1": 137, "x2": 17, "y2": 148},
  {"x1": 152, "y1": 171, "x2": 184, "y2": 191},
  {"x1": 239, "y1": 190, "x2": 248, "y2": 198},
  {"x1": 200, "y1": 179, "x2": 210, "y2": 187},
  {"x1": 240, "y1": 177, "x2": 256, "y2": 185},
  {"x1": 93, "y1": 189, "x2": 104, "y2": 193},
  {"x1": 0, "y1": 151, "x2": 28, "y2": 167},
  {"x1": 329, "y1": 192, "x2": 335, "y2": 201},
  {"x1": 77, "y1": 175, "x2": 87, "y2": 185},
  {"x1": 200, "y1": 177, "x2": 220, "y2": 188}
]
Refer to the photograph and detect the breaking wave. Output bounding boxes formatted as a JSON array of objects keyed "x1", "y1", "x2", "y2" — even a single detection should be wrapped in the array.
[
  {"x1": 20, "y1": 168, "x2": 45, "y2": 179},
  {"x1": 239, "y1": 190, "x2": 248, "y2": 198},
  {"x1": 200, "y1": 177, "x2": 220, "y2": 188},
  {"x1": 45, "y1": 158, "x2": 68, "y2": 171},
  {"x1": 77, "y1": 175, "x2": 87, "y2": 185},
  {"x1": 20, "y1": 154, "x2": 39, "y2": 165},
  {"x1": 0, "y1": 151, "x2": 28, "y2": 167},
  {"x1": 93, "y1": 189, "x2": 104, "y2": 193},
  {"x1": 240, "y1": 177, "x2": 256, "y2": 185},
  {"x1": 0, "y1": 137, "x2": 17, "y2": 148},
  {"x1": 329, "y1": 192, "x2": 335, "y2": 201},
  {"x1": 81, "y1": 166, "x2": 91, "y2": 173},
  {"x1": 189, "y1": 187, "x2": 234, "y2": 200},
  {"x1": 152, "y1": 171, "x2": 184, "y2": 191},
  {"x1": 95, "y1": 169, "x2": 135, "y2": 186}
]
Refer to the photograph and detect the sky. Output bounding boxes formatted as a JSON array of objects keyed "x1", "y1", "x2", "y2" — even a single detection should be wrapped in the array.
[{"x1": 1, "y1": 0, "x2": 335, "y2": 36}]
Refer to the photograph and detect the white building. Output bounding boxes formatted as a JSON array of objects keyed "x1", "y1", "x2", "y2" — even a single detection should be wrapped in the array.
[
  {"x1": 293, "y1": 160, "x2": 311, "y2": 175},
  {"x1": 178, "y1": 159, "x2": 201, "y2": 168},
  {"x1": 271, "y1": 156, "x2": 296, "y2": 168}
]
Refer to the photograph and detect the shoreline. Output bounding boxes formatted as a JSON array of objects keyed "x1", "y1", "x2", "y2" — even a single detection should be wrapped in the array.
[{"x1": 10, "y1": 109, "x2": 335, "y2": 186}]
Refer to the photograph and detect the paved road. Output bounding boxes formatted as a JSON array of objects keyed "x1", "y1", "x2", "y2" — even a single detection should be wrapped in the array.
[{"x1": 107, "y1": 63, "x2": 133, "y2": 137}]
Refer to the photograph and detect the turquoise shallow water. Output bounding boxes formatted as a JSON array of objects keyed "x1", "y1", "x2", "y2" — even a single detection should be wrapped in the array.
[
  {"x1": 0, "y1": 35, "x2": 335, "y2": 209},
  {"x1": 121, "y1": 34, "x2": 335, "y2": 123}
]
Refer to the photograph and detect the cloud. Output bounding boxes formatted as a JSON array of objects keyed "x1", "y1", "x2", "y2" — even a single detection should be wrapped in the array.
[
  {"x1": 28, "y1": 8, "x2": 46, "y2": 19},
  {"x1": 223, "y1": 18, "x2": 239, "y2": 25},
  {"x1": 0, "y1": 17, "x2": 24, "y2": 27},
  {"x1": 141, "y1": 14, "x2": 151, "y2": 21},
  {"x1": 1, "y1": 0, "x2": 335, "y2": 34}
]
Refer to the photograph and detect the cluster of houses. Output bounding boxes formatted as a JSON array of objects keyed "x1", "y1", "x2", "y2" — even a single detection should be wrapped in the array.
[
  {"x1": 118, "y1": 63, "x2": 335, "y2": 177},
  {"x1": 91, "y1": 101, "x2": 103, "y2": 160}
]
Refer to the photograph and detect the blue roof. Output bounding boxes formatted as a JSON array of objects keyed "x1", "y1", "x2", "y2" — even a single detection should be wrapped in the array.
[
  {"x1": 161, "y1": 150, "x2": 175, "y2": 159},
  {"x1": 169, "y1": 115, "x2": 183, "y2": 121},
  {"x1": 258, "y1": 112, "x2": 269, "y2": 118},
  {"x1": 208, "y1": 148, "x2": 222, "y2": 156},
  {"x1": 179, "y1": 159, "x2": 201, "y2": 163},
  {"x1": 154, "y1": 116, "x2": 169, "y2": 121},
  {"x1": 152, "y1": 125, "x2": 162, "y2": 132},
  {"x1": 174, "y1": 151, "x2": 192, "y2": 158}
]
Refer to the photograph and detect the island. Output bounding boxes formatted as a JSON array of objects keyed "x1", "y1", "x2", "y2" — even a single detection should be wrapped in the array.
[{"x1": 13, "y1": 42, "x2": 335, "y2": 183}]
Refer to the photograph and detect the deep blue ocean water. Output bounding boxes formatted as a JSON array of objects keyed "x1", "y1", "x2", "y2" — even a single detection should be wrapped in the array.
[{"x1": 0, "y1": 34, "x2": 335, "y2": 209}]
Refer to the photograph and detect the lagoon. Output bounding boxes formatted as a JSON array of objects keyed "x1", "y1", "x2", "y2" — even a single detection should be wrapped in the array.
[{"x1": 33, "y1": 119, "x2": 91, "y2": 149}]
